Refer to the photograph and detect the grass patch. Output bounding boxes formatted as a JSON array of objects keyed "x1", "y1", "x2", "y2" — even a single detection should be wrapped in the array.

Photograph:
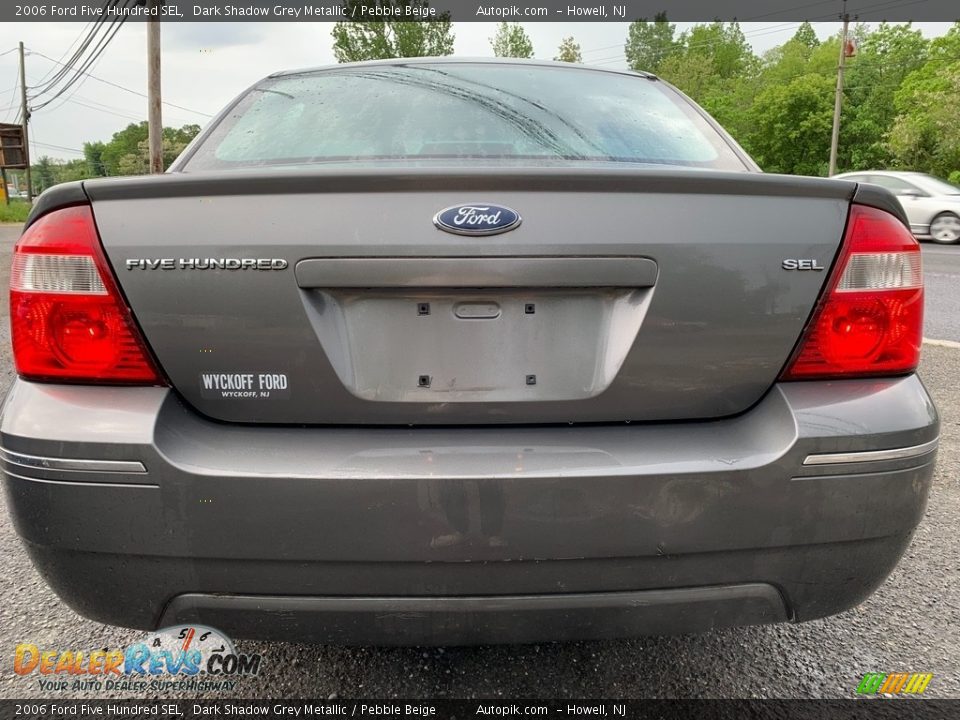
[{"x1": 0, "y1": 200, "x2": 31, "y2": 224}]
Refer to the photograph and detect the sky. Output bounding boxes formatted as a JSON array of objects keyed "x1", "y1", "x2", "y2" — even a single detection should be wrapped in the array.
[{"x1": 0, "y1": 20, "x2": 954, "y2": 162}]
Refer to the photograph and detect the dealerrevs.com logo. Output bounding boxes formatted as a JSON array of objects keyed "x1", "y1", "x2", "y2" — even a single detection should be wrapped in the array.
[{"x1": 14, "y1": 625, "x2": 261, "y2": 693}]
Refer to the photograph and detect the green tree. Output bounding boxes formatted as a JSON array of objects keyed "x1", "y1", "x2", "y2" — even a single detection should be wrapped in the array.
[
  {"x1": 731, "y1": 33, "x2": 846, "y2": 173},
  {"x1": 94, "y1": 121, "x2": 200, "y2": 176},
  {"x1": 624, "y1": 12, "x2": 678, "y2": 74},
  {"x1": 164, "y1": 124, "x2": 201, "y2": 147},
  {"x1": 656, "y1": 22, "x2": 757, "y2": 97},
  {"x1": 116, "y1": 126, "x2": 202, "y2": 175},
  {"x1": 792, "y1": 21, "x2": 820, "y2": 49},
  {"x1": 83, "y1": 141, "x2": 107, "y2": 177},
  {"x1": 554, "y1": 36, "x2": 582, "y2": 63},
  {"x1": 331, "y1": 1, "x2": 453, "y2": 62},
  {"x1": 57, "y1": 158, "x2": 96, "y2": 183},
  {"x1": 490, "y1": 22, "x2": 534, "y2": 58},
  {"x1": 759, "y1": 32, "x2": 834, "y2": 87},
  {"x1": 658, "y1": 52, "x2": 717, "y2": 97},
  {"x1": 887, "y1": 22, "x2": 960, "y2": 174},
  {"x1": 744, "y1": 73, "x2": 836, "y2": 175},
  {"x1": 32, "y1": 156, "x2": 57, "y2": 193},
  {"x1": 890, "y1": 62, "x2": 960, "y2": 174},
  {"x1": 840, "y1": 22, "x2": 929, "y2": 171},
  {"x1": 98, "y1": 122, "x2": 148, "y2": 176},
  {"x1": 653, "y1": 21, "x2": 758, "y2": 142},
  {"x1": 681, "y1": 22, "x2": 755, "y2": 80},
  {"x1": 25, "y1": 156, "x2": 102, "y2": 192}
]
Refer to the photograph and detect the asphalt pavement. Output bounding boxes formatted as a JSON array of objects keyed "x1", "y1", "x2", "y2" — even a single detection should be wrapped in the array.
[
  {"x1": 0, "y1": 224, "x2": 957, "y2": 699},
  {"x1": 922, "y1": 246, "x2": 960, "y2": 343}
]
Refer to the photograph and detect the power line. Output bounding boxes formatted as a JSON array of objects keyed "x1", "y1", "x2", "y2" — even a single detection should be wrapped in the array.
[
  {"x1": 41, "y1": 12, "x2": 129, "y2": 117},
  {"x1": 30, "y1": 2, "x2": 133, "y2": 111},
  {"x1": 65, "y1": 96, "x2": 144, "y2": 122},
  {"x1": 65, "y1": 92, "x2": 146, "y2": 117},
  {"x1": 1, "y1": 50, "x2": 22, "y2": 122},
  {"x1": 31, "y1": 21, "x2": 129, "y2": 111},
  {"x1": 16, "y1": 63, "x2": 199, "y2": 129},
  {"x1": 33, "y1": 140, "x2": 85, "y2": 154},
  {"x1": 41, "y1": 90, "x2": 199, "y2": 127},
  {"x1": 26, "y1": 48, "x2": 214, "y2": 117},
  {"x1": 29, "y1": 1, "x2": 117, "y2": 96},
  {"x1": 28, "y1": 1, "x2": 111, "y2": 89},
  {"x1": 1, "y1": 79, "x2": 19, "y2": 122}
]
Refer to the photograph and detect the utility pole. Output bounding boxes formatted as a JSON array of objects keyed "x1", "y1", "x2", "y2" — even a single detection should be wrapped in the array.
[
  {"x1": 828, "y1": 9, "x2": 850, "y2": 177},
  {"x1": 18, "y1": 41, "x2": 32, "y2": 201},
  {"x1": 147, "y1": 1, "x2": 163, "y2": 174}
]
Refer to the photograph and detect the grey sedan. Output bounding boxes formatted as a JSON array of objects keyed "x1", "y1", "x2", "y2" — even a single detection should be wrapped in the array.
[
  {"x1": 1, "y1": 59, "x2": 939, "y2": 645},
  {"x1": 833, "y1": 170, "x2": 960, "y2": 244}
]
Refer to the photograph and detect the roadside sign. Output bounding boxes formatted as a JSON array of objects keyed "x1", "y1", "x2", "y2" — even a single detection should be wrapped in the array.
[{"x1": 0, "y1": 123, "x2": 27, "y2": 169}]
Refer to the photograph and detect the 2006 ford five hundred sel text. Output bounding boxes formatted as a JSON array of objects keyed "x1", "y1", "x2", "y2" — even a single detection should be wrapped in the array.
[{"x1": 0, "y1": 59, "x2": 939, "y2": 645}]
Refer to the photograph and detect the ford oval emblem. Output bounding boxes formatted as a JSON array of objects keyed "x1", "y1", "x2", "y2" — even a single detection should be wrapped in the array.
[{"x1": 433, "y1": 203, "x2": 522, "y2": 236}]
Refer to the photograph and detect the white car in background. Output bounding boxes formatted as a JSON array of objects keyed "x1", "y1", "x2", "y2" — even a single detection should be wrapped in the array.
[{"x1": 833, "y1": 170, "x2": 960, "y2": 244}]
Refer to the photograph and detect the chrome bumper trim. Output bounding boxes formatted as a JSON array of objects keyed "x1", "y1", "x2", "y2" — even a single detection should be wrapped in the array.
[
  {"x1": 0, "y1": 447, "x2": 147, "y2": 474},
  {"x1": 2, "y1": 469, "x2": 157, "y2": 489},
  {"x1": 803, "y1": 438, "x2": 939, "y2": 466}
]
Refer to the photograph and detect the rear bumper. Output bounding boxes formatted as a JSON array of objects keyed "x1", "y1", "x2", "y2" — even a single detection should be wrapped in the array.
[{"x1": 1, "y1": 376, "x2": 938, "y2": 644}]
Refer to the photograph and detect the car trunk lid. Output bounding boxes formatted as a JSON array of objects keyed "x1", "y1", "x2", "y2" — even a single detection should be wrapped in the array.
[{"x1": 87, "y1": 166, "x2": 852, "y2": 425}]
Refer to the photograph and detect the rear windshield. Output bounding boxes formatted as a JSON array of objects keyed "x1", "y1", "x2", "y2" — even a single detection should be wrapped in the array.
[{"x1": 182, "y1": 63, "x2": 748, "y2": 171}]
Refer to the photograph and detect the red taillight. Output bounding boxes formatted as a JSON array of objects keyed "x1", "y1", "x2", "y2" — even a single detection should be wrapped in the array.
[
  {"x1": 10, "y1": 205, "x2": 163, "y2": 384},
  {"x1": 780, "y1": 204, "x2": 923, "y2": 380}
]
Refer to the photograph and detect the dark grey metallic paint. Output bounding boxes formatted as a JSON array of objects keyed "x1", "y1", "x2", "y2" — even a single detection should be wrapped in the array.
[
  {"x1": 84, "y1": 168, "x2": 851, "y2": 424},
  {"x1": 0, "y1": 372, "x2": 937, "y2": 643},
  {"x1": 158, "y1": 586, "x2": 790, "y2": 645}
]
